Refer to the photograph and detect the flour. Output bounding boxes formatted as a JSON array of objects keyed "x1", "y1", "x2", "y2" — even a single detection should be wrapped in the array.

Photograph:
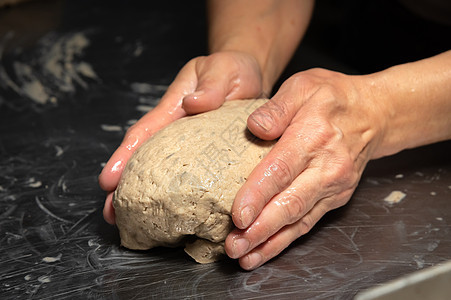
[
  {"x1": 384, "y1": 190, "x2": 406, "y2": 204},
  {"x1": 41, "y1": 32, "x2": 96, "y2": 92},
  {"x1": 100, "y1": 124, "x2": 123, "y2": 132},
  {"x1": 42, "y1": 253, "x2": 62, "y2": 263},
  {"x1": 13, "y1": 62, "x2": 49, "y2": 104},
  {"x1": 0, "y1": 31, "x2": 97, "y2": 104}
]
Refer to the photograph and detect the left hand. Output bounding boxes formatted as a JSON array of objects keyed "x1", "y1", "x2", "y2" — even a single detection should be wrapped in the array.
[
  {"x1": 224, "y1": 68, "x2": 388, "y2": 270},
  {"x1": 99, "y1": 51, "x2": 264, "y2": 224}
]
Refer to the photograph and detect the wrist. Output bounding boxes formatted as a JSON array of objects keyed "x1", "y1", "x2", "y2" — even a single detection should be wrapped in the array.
[
  {"x1": 207, "y1": 0, "x2": 314, "y2": 96},
  {"x1": 352, "y1": 73, "x2": 392, "y2": 160},
  {"x1": 360, "y1": 51, "x2": 451, "y2": 159}
]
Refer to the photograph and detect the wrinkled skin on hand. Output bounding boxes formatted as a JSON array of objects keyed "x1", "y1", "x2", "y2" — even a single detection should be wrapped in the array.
[
  {"x1": 99, "y1": 51, "x2": 264, "y2": 224},
  {"x1": 225, "y1": 68, "x2": 387, "y2": 270}
]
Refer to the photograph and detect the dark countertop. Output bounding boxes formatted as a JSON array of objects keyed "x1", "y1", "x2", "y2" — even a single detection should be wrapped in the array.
[{"x1": 1, "y1": 1, "x2": 450, "y2": 299}]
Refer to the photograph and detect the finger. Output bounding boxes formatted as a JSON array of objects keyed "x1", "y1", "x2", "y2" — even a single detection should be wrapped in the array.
[
  {"x1": 237, "y1": 205, "x2": 324, "y2": 270},
  {"x1": 227, "y1": 157, "x2": 357, "y2": 259},
  {"x1": 247, "y1": 80, "x2": 299, "y2": 140},
  {"x1": 236, "y1": 185, "x2": 356, "y2": 269},
  {"x1": 247, "y1": 98, "x2": 295, "y2": 140},
  {"x1": 247, "y1": 75, "x2": 319, "y2": 140},
  {"x1": 98, "y1": 101, "x2": 186, "y2": 191},
  {"x1": 226, "y1": 167, "x2": 321, "y2": 259},
  {"x1": 238, "y1": 190, "x2": 354, "y2": 270},
  {"x1": 182, "y1": 53, "x2": 262, "y2": 114},
  {"x1": 98, "y1": 63, "x2": 198, "y2": 192},
  {"x1": 103, "y1": 192, "x2": 115, "y2": 225},
  {"x1": 232, "y1": 122, "x2": 312, "y2": 229},
  {"x1": 182, "y1": 85, "x2": 229, "y2": 115}
]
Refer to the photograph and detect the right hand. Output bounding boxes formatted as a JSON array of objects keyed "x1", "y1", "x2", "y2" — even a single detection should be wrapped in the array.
[{"x1": 98, "y1": 51, "x2": 265, "y2": 224}]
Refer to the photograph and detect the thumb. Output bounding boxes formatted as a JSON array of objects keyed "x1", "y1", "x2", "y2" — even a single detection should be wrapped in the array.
[
  {"x1": 182, "y1": 54, "x2": 262, "y2": 115},
  {"x1": 182, "y1": 71, "x2": 238, "y2": 115}
]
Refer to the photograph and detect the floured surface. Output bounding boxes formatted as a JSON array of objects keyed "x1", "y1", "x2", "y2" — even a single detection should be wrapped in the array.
[
  {"x1": 0, "y1": 31, "x2": 97, "y2": 105},
  {"x1": 114, "y1": 99, "x2": 276, "y2": 263}
]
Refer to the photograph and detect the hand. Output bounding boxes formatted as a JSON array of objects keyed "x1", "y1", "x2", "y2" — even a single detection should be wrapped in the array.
[
  {"x1": 98, "y1": 51, "x2": 265, "y2": 224},
  {"x1": 225, "y1": 68, "x2": 387, "y2": 270}
]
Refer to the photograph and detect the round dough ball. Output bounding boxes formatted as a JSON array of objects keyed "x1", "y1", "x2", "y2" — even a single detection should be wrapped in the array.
[{"x1": 114, "y1": 99, "x2": 276, "y2": 263}]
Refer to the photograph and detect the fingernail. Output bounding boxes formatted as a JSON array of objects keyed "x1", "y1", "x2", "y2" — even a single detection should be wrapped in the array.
[
  {"x1": 250, "y1": 112, "x2": 273, "y2": 132},
  {"x1": 243, "y1": 252, "x2": 263, "y2": 270},
  {"x1": 240, "y1": 205, "x2": 255, "y2": 228},
  {"x1": 232, "y1": 238, "x2": 250, "y2": 258}
]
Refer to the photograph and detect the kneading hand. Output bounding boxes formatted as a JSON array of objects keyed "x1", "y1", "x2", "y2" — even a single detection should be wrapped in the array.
[
  {"x1": 99, "y1": 51, "x2": 265, "y2": 224},
  {"x1": 225, "y1": 68, "x2": 388, "y2": 270}
]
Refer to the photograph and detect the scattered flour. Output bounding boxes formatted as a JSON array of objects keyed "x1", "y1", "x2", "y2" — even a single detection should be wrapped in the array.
[
  {"x1": 384, "y1": 191, "x2": 406, "y2": 204},
  {"x1": 37, "y1": 275, "x2": 51, "y2": 283},
  {"x1": 27, "y1": 177, "x2": 42, "y2": 188},
  {"x1": 0, "y1": 32, "x2": 97, "y2": 104},
  {"x1": 133, "y1": 44, "x2": 144, "y2": 57},
  {"x1": 28, "y1": 181, "x2": 42, "y2": 188},
  {"x1": 54, "y1": 145, "x2": 64, "y2": 157},
  {"x1": 41, "y1": 32, "x2": 96, "y2": 92},
  {"x1": 13, "y1": 62, "x2": 49, "y2": 104},
  {"x1": 42, "y1": 253, "x2": 62, "y2": 263},
  {"x1": 413, "y1": 255, "x2": 424, "y2": 269},
  {"x1": 100, "y1": 124, "x2": 122, "y2": 132}
]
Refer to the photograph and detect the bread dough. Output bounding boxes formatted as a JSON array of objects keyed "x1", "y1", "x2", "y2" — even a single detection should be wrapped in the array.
[
  {"x1": 184, "y1": 240, "x2": 226, "y2": 264},
  {"x1": 113, "y1": 99, "x2": 276, "y2": 263}
]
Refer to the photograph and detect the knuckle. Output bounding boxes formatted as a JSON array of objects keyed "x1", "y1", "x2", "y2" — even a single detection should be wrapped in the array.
[
  {"x1": 253, "y1": 186, "x2": 271, "y2": 208},
  {"x1": 121, "y1": 124, "x2": 151, "y2": 150},
  {"x1": 268, "y1": 157, "x2": 293, "y2": 191},
  {"x1": 250, "y1": 220, "x2": 276, "y2": 246},
  {"x1": 124, "y1": 124, "x2": 136, "y2": 137},
  {"x1": 263, "y1": 99, "x2": 290, "y2": 120},
  {"x1": 321, "y1": 154, "x2": 360, "y2": 200},
  {"x1": 295, "y1": 214, "x2": 315, "y2": 237},
  {"x1": 280, "y1": 192, "x2": 306, "y2": 224},
  {"x1": 295, "y1": 115, "x2": 340, "y2": 147},
  {"x1": 125, "y1": 123, "x2": 141, "y2": 138},
  {"x1": 287, "y1": 72, "x2": 314, "y2": 88},
  {"x1": 332, "y1": 189, "x2": 354, "y2": 209},
  {"x1": 251, "y1": 99, "x2": 289, "y2": 131},
  {"x1": 321, "y1": 153, "x2": 358, "y2": 193},
  {"x1": 299, "y1": 123, "x2": 335, "y2": 155}
]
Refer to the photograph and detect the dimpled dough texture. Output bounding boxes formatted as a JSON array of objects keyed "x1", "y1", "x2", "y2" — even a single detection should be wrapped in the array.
[{"x1": 114, "y1": 99, "x2": 276, "y2": 263}]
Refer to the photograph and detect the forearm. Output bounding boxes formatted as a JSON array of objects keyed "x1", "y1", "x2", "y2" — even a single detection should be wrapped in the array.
[
  {"x1": 363, "y1": 50, "x2": 451, "y2": 158},
  {"x1": 207, "y1": 0, "x2": 314, "y2": 94}
]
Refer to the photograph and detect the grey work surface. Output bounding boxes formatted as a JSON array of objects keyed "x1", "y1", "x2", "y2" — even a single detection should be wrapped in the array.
[{"x1": 1, "y1": 1, "x2": 450, "y2": 299}]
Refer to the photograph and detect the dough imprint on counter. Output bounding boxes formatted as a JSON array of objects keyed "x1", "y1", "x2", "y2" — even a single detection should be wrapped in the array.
[{"x1": 114, "y1": 99, "x2": 276, "y2": 263}]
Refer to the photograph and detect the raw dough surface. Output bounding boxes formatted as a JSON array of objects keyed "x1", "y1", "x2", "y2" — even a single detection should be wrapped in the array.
[{"x1": 114, "y1": 99, "x2": 276, "y2": 263}]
